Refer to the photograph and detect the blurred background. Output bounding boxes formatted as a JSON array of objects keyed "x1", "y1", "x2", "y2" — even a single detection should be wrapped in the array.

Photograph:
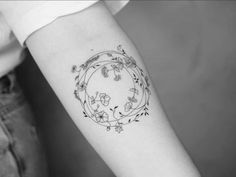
[{"x1": 16, "y1": 1, "x2": 236, "y2": 177}]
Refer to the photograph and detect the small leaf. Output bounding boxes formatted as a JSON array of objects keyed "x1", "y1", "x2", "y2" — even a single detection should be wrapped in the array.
[
  {"x1": 128, "y1": 119, "x2": 131, "y2": 123},
  {"x1": 114, "y1": 106, "x2": 118, "y2": 109},
  {"x1": 107, "y1": 53, "x2": 113, "y2": 57},
  {"x1": 106, "y1": 126, "x2": 111, "y2": 131},
  {"x1": 135, "y1": 120, "x2": 139, "y2": 122}
]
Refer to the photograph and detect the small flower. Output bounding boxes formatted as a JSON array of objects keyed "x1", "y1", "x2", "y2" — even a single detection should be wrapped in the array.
[
  {"x1": 77, "y1": 81, "x2": 87, "y2": 92},
  {"x1": 99, "y1": 93, "x2": 111, "y2": 106},
  {"x1": 111, "y1": 64, "x2": 120, "y2": 72},
  {"x1": 124, "y1": 102, "x2": 133, "y2": 112},
  {"x1": 101, "y1": 66, "x2": 109, "y2": 78},
  {"x1": 115, "y1": 124, "x2": 123, "y2": 133},
  {"x1": 114, "y1": 75, "x2": 121, "y2": 81},
  {"x1": 129, "y1": 88, "x2": 139, "y2": 95},
  {"x1": 95, "y1": 111, "x2": 109, "y2": 123},
  {"x1": 124, "y1": 56, "x2": 136, "y2": 68},
  {"x1": 128, "y1": 96, "x2": 137, "y2": 103}
]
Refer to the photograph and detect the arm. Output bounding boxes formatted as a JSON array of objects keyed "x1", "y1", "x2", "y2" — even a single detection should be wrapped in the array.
[{"x1": 26, "y1": 2, "x2": 201, "y2": 177}]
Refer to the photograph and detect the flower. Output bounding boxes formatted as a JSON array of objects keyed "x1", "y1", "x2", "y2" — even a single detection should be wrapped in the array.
[
  {"x1": 95, "y1": 111, "x2": 109, "y2": 123},
  {"x1": 117, "y1": 61, "x2": 124, "y2": 70},
  {"x1": 124, "y1": 56, "x2": 136, "y2": 68},
  {"x1": 124, "y1": 102, "x2": 133, "y2": 112},
  {"x1": 111, "y1": 64, "x2": 120, "y2": 72},
  {"x1": 99, "y1": 93, "x2": 111, "y2": 106},
  {"x1": 101, "y1": 66, "x2": 109, "y2": 78},
  {"x1": 129, "y1": 88, "x2": 139, "y2": 95},
  {"x1": 114, "y1": 75, "x2": 121, "y2": 81},
  {"x1": 115, "y1": 124, "x2": 123, "y2": 133},
  {"x1": 77, "y1": 81, "x2": 87, "y2": 92}
]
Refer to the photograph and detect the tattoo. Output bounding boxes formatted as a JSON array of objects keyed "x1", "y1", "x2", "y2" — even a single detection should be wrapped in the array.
[{"x1": 72, "y1": 45, "x2": 151, "y2": 133}]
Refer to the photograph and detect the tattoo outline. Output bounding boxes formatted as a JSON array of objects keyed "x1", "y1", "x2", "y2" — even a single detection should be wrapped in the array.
[{"x1": 72, "y1": 45, "x2": 151, "y2": 133}]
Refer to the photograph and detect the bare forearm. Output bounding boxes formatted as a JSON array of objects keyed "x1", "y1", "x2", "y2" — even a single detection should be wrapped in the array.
[{"x1": 26, "y1": 2, "x2": 201, "y2": 177}]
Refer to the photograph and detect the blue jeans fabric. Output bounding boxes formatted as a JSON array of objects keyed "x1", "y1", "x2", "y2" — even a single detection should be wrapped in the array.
[{"x1": 0, "y1": 72, "x2": 48, "y2": 177}]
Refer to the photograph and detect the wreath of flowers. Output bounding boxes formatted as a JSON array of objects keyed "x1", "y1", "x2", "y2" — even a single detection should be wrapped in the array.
[{"x1": 72, "y1": 45, "x2": 151, "y2": 133}]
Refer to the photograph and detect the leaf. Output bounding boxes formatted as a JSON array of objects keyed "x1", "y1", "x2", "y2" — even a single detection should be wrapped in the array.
[
  {"x1": 135, "y1": 114, "x2": 140, "y2": 118},
  {"x1": 114, "y1": 106, "x2": 118, "y2": 109},
  {"x1": 83, "y1": 111, "x2": 87, "y2": 117},
  {"x1": 110, "y1": 108, "x2": 113, "y2": 111},
  {"x1": 106, "y1": 126, "x2": 111, "y2": 131},
  {"x1": 135, "y1": 120, "x2": 139, "y2": 122},
  {"x1": 128, "y1": 119, "x2": 131, "y2": 123},
  {"x1": 75, "y1": 75, "x2": 80, "y2": 81},
  {"x1": 107, "y1": 53, "x2": 113, "y2": 57}
]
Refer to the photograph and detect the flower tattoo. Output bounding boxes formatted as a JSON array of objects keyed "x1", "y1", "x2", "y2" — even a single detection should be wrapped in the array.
[
  {"x1": 72, "y1": 45, "x2": 151, "y2": 133},
  {"x1": 99, "y1": 93, "x2": 111, "y2": 106},
  {"x1": 95, "y1": 111, "x2": 109, "y2": 123}
]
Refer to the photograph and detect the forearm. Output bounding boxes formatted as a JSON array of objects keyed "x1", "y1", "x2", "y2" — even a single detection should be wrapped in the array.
[{"x1": 26, "y1": 2, "x2": 201, "y2": 177}]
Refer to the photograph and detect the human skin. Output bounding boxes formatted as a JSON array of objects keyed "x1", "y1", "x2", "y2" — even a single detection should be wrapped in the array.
[{"x1": 26, "y1": 2, "x2": 201, "y2": 177}]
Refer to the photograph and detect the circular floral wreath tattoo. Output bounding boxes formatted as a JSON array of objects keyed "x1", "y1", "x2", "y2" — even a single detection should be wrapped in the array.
[{"x1": 72, "y1": 45, "x2": 151, "y2": 133}]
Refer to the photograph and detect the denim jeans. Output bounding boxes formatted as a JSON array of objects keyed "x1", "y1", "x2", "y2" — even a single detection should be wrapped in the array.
[{"x1": 0, "y1": 72, "x2": 48, "y2": 177}]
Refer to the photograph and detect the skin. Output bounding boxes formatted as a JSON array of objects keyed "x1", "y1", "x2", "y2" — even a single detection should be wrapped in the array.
[{"x1": 25, "y1": 2, "x2": 201, "y2": 177}]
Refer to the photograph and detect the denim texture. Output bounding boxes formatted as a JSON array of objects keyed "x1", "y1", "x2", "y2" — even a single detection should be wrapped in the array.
[{"x1": 0, "y1": 72, "x2": 48, "y2": 177}]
